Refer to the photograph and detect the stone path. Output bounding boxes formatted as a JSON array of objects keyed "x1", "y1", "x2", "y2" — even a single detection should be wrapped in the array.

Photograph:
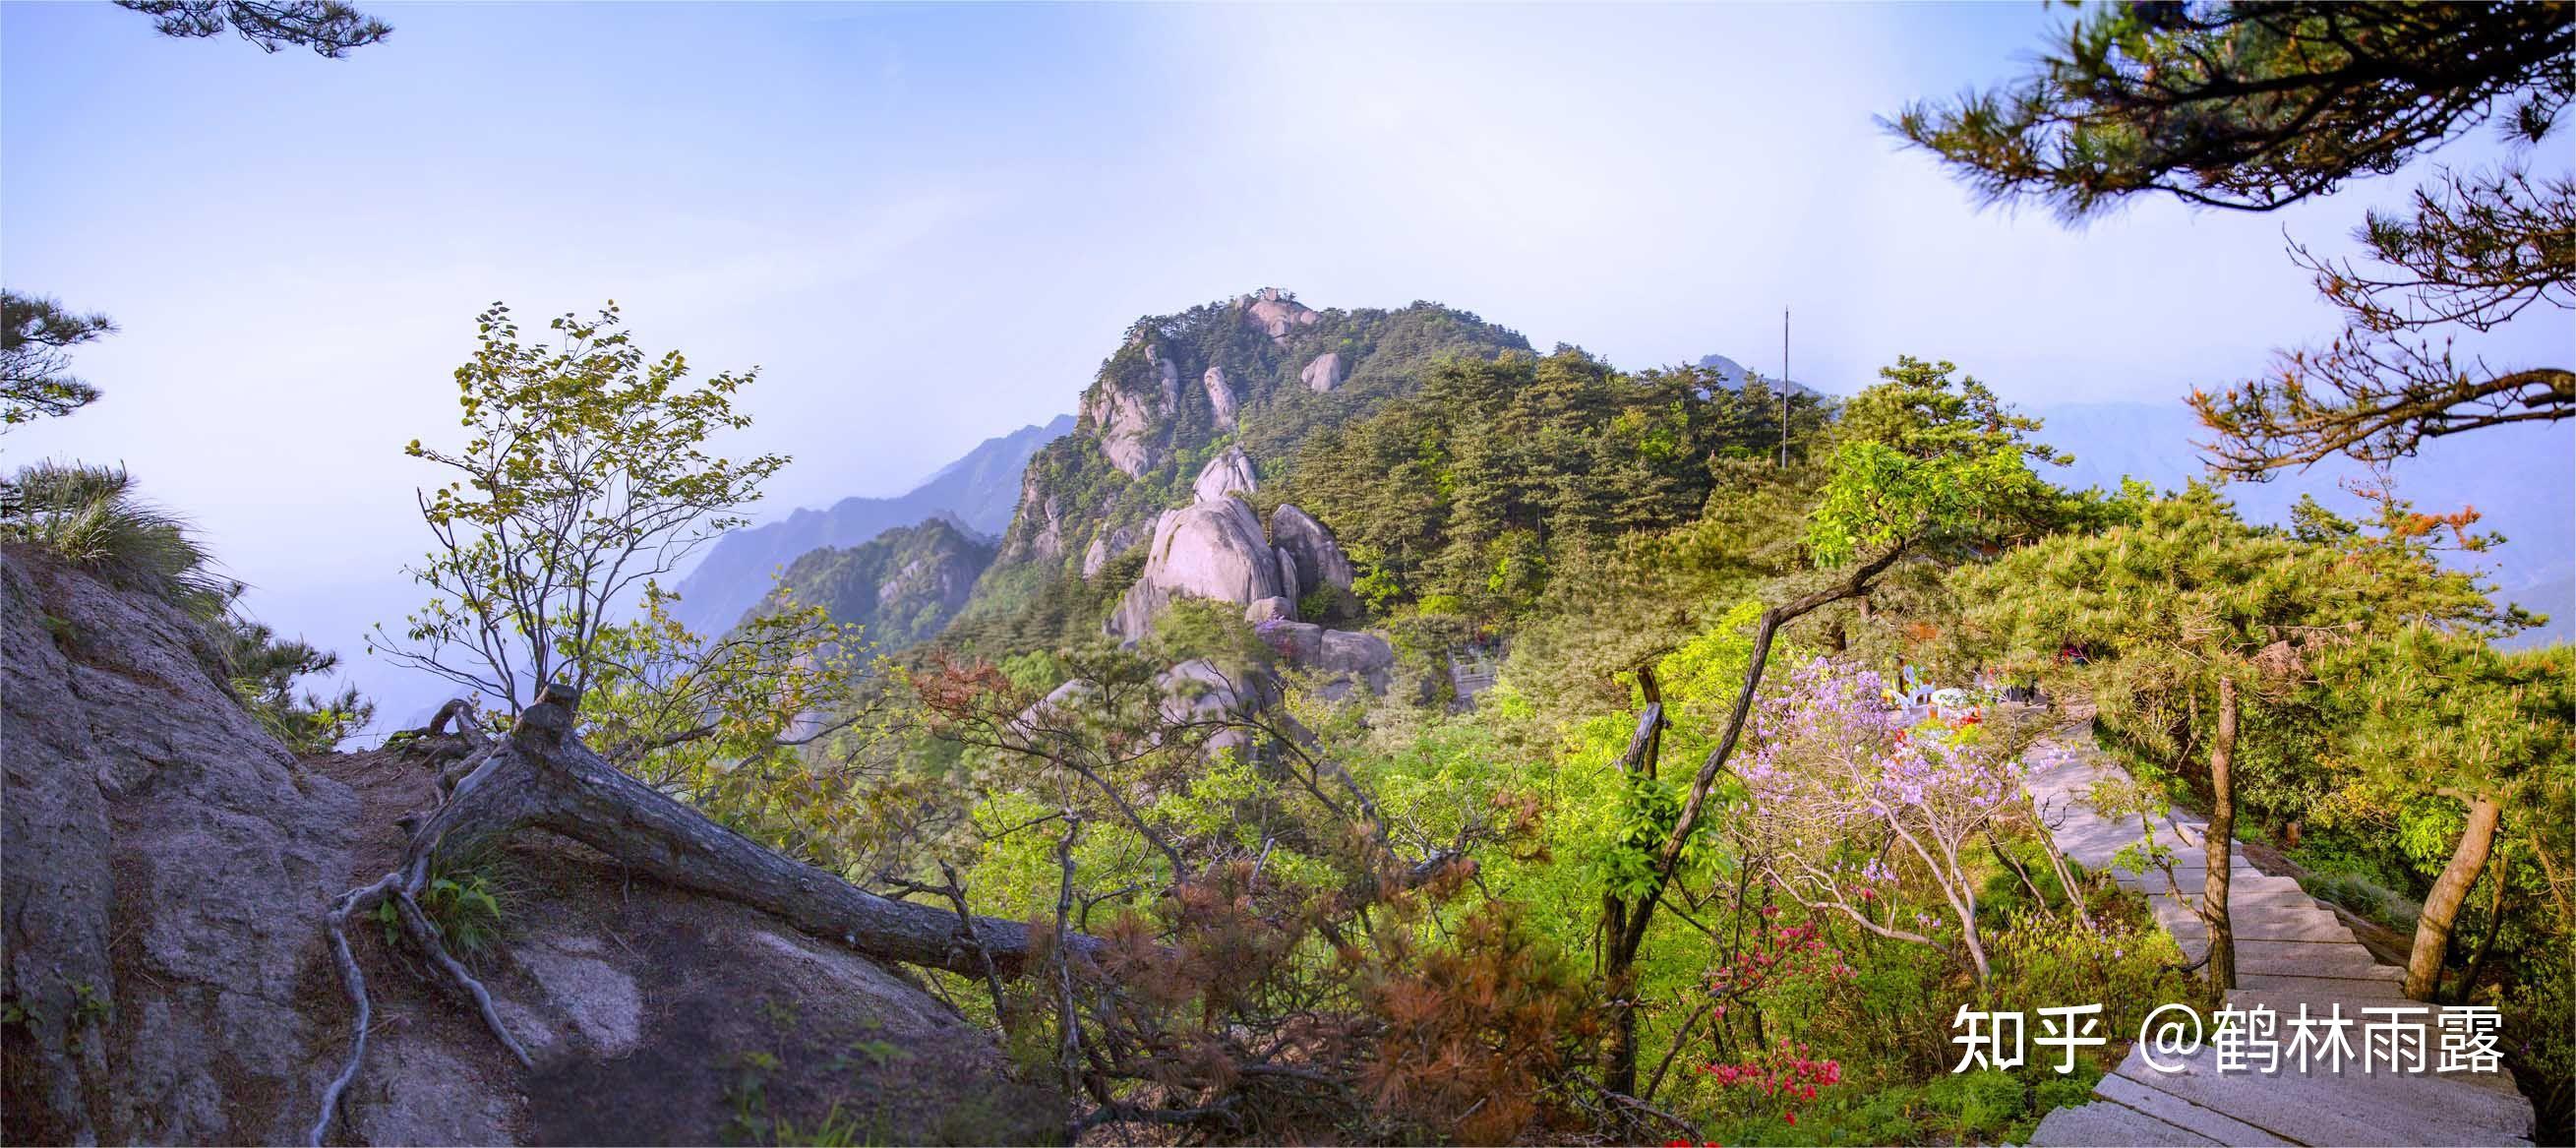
[{"x1": 2018, "y1": 727, "x2": 2535, "y2": 1147}]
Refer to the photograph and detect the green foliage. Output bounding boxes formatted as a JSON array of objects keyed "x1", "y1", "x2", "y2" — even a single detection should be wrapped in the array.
[
  {"x1": 2325, "y1": 629, "x2": 2571, "y2": 818},
  {"x1": 0, "y1": 290, "x2": 114, "y2": 428},
  {"x1": 583, "y1": 585, "x2": 883, "y2": 876},
  {"x1": 1966, "y1": 484, "x2": 2513, "y2": 797},
  {"x1": 376, "y1": 855, "x2": 510, "y2": 958},
  {"x1": 1284, "y1": 348, "x2": 1826, "y2": 620},
  {"x1": 1893, "y1": 3, "x2": 2571, "y2": 476},
  {"x1": 1887, "y1": 3, "x2": 2568, "y2": 217},
  {"x1": 219, "y1": 613, "x2": 374, "y2": 754},
  {"x1": 1808, "y1": 356, "x2": 2069, "y2": 567}
]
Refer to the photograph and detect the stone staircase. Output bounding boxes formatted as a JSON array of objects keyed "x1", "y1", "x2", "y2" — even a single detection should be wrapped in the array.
[
  {"x1": 2019, "y1": 731, "x2": 2535, "y2": 1147},
  {"x1": 1447, "y1": 644, "x2": 1500, "y2": 710}
]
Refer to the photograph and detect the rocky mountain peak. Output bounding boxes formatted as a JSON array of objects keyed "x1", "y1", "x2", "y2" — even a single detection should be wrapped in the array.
[{"x1": 1236, "y1": 287, "x2": 1320, "y2": 343}]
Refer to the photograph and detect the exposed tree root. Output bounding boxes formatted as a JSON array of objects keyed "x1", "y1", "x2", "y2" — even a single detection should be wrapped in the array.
[{"x1": 309, "y1": 686, "x2": 1085, "y2": 1145}]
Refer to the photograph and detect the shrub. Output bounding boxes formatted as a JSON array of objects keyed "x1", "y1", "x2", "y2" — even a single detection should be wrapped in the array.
[
  {"x1": 2, "y1": 462, "x2": 227, "y2": 617},
  {"x1": 219, "y1": 614, "x2": 375, "y2": 755}
]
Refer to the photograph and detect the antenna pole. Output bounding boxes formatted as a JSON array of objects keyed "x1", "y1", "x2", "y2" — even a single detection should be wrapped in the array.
[{"x1": 1778, "y1": 307, "x2": 1789, "y2": 468}]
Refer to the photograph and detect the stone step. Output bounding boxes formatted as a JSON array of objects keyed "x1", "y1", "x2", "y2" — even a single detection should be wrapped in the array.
[
  {"x1": 2093, "y1": 1071, "x2": 2295, "y2": 1146},
  {"x1": 2231, "y1": 950, "x2": 2397, "y2": 979},
  {"x1": 2117, "y1": 871, "x2": 2290, "y2": 895},
  {"x1": 2165, "y1": 912, "x2": 2353, "y2": 944},
  {"x1": 2029, "y1": 1100, "x2": 2223, "y2": 1147},
  {"x1": 2111, "y1": 1046, "x2": 2535, "y2": 1146},
  {"x1": 2019, "y1": 732, "x2": 2538, "y2": 1147},
  {"x1": 2182, "y1": 936, "x2": 2377, "y2": 965},
  {"x1": 2233, "y1": 971, "x2": 2412, "y2": 999},
  {"x1": 2221, "y1": 988, "x2": 2458, "y2": 1024},
  {"x1": 2148, "y1": 887, "x2": 2326, "y2": 914}
]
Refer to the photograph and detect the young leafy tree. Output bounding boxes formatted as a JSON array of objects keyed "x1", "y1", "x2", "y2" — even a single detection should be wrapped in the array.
[
  {"x1": 1, "y1": 291, "x2": 116, "y2": 430},
  {"x1": 113, "y1": 0, "x2": 390, "y2": 56},
  {"x1": 1890, "y1": 2, "x2": 2572, "y2": 474},
  {"x1": 374, "y1": 303, "x2": 787, "y2": 712}
]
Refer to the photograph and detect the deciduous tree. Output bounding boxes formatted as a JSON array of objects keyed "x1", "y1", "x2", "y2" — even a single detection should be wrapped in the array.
[{"x1": 373, "y1": 302, "x2": 787, "y2": 712}]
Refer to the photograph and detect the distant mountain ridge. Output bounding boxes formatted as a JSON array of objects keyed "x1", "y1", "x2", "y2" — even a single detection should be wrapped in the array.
[{"x1": 670, "y1": 414, "x2": 1074, "y2": 635}]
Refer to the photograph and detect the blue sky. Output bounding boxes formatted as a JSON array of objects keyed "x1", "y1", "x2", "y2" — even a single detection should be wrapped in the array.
[{"x1": 5, "y1": 2, "x2": 2567, "y2": 724}]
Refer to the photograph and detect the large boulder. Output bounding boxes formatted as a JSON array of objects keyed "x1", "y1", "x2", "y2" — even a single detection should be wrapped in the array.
[
  {"x1": 1238, "y1": 287, "x2": 1319, "y2": 343},
  {"x1": 1156, "y1": 659, "x2": 1257, "y2": 756},
  {"x1": 0, "y1": 546, "x2": 1055, "y2": 1145},
  {"x1": 1268, "y1": 505, "x2": 1354, "y2": 595},
  {"x1": 1299, "y1": 351, "x2": 1347, "y2": 393},
  {"x1": 1190, "y1": 445, "x2": 1260, "y2": 506},
  {"x1": 1317, "y1": 629, "x2": 1399, "y2": 693},
  {"x1": 1248, "y1": 619, "x2": 1399, "y2": 699},
  {"x1": 1106, "y1": 497, "x2": 1291, "y2": 640}
]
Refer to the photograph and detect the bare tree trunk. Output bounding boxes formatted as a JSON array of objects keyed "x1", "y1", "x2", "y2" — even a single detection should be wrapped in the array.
[
  {"x1": 2406, "y1": 793, "x2": 2502, "y2": 999},
  {"x1": 2203, "y1": 675, "x2": 2239, "y2": 992},
  {"x1": 313, "y1": 690, "x2": 1087, "y2": 1144},
  {"x1": 1596, "y1": 678, "x2": 1662, "y2": 1099},
  {"x1": 2451, "y1": 855, "x2": 2509, "y2": 1004}
]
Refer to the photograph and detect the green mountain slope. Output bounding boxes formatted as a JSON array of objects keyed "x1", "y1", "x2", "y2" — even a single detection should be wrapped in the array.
[{"x1": 749, "y1": 516, "x2": 1000, "y2": 652}]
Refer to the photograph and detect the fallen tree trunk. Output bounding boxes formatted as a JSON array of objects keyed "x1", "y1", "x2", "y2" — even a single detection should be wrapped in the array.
[{"x1": 313, "y1": 685, "x2": 1084, "y2": 1144}]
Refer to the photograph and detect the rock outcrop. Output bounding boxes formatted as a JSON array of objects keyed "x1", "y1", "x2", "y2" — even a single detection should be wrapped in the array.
[
  {"x1": 1108, "y1": 452, "x2": 1303, "y2": 639},
  {"x1": 1082, "y1": 344, "x2": 1181, "y2": 477},
  {"x1": 1191, "y1": 445, "x2": 1260, "y2": 506},
  {"x1": 1299, "y1": 351, "x2": 1347, "y2": 393},
  {"x1": 1269, "y1": 505, "x2": 1354, "y2": 595},
  {"x1": 1001, "y1": 469, "x2": 1069, "y2": 564},
  {"x1": 1081, "y1": 522, "x2": 1142, "y2": 580},
  {"x1": 1202, "y1": 366, "x2": 1238, "y2": 430},
  {"x1": 1239, "y1": 287, "x2": 1319, "y2": 343},
  {"x1": 0, "y1": 545, "x2": 1053, "y2": 1146}
]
